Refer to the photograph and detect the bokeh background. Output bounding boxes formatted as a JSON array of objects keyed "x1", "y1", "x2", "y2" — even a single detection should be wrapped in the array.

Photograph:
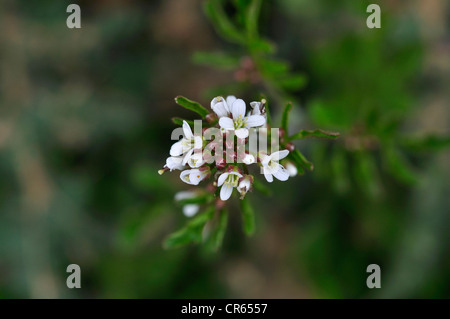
[{"x1": 0, "y1": 0, "x2": 449, "y2": 298}]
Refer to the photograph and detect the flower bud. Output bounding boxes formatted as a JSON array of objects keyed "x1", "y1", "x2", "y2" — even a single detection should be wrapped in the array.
[
  {"x1": 206, "y1": 113, "x2": 218, "y2": 124},
  {"x1": 183, "y1": 204, "x2": 199, "y2": 217},
  {"x1": 237, "y1": 175, "x2": 253, "y2": 199},
  {"x1": 285, "y1": 162, "x2": 298, "y2": 177},
  {"x1": 242, "y1": 153, "x2": 255, "y2": 165},
  {"x1": 285, "y1": 142, "x2": 295, "y2": 152}
]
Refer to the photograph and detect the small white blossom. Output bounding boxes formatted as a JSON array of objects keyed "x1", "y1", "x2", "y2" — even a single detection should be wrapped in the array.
[
  {"x1": 249, "y1": 101, "x2": 264, "y2": 116},
  {"x1": 218, "y1": 99, "x2": 266, "y2": 139},
  {"x1": 260, "y1": 150, "x2": 290, "y2": 183},
  {"x1": 210, "y1": 95, "x2": 236, "y2": 118},
  {"x1": 180, "y1": 168, "x2": 209, "y2": 185},
  {"x1": 237, "y1": 175, "x2": 253, "y2": 198},
  {"x1": 182, "y1": 204, "x2": 199, "y2": 217},
  {"x1": 164, "y1": 156, "x2": 185, "y2": 171},
  {"x1": 242, "y1": 153, "x2": 255, "y2": 165},
  {"x1": 285, "y1": 162, "x2": 298, "y2": 177},
  {"x1": 174, "y1": 191, "x2": 200, "y2": 217},
  {"x1": 217, "y1": 171, "x2": 243, "y2": 201},
  {"x1": 187, "y1": 152, "x2": 204, "y2": 168},
  {"x1": 170, "y1": 120, "x2": 203, "y2": 165}
]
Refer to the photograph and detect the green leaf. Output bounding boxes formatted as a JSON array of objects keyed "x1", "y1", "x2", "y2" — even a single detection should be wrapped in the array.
[
  {"x1": 281, "y1": 102, "x2": 293, "y2": 132},
  {"x1": 163, "y1": 207, "x2": 214, "y2": 249},
  {"x1": 330, "y1": 148, "x2": 350, "y2": 194},
  {"x1": 209, "y1": 209, "x2": 228, "y2": 250},
  {"x1": 204, "y1": 0, "x2": 246, "y2": 44},
  {"x1": 245, "y1": 0, "x2": 262, "y2": 39},
  {"x1": 277, "y1": 74, "x2": 307, "y2": 91},
  {"x1": 248, "y1": 38, "x2": 276, "y2": 54},
  {"x1": 354, "y1": 151, "x2": 381, "y2": 198},
  {"x1": 290, "y1": 149, "x2": 314, "y2": 171},
  {"x1": 289, "y1": 129, "x2": 340, "y2": 140},
  {"x1": 260, "y1": 59, "x2": 289, "y2": 76},
  {"x1": 177, "y1": 193, "x2": 213, "y2": 206},
  {"x1": 192, "y1": 51, "x2": 240, "y2": 70},
  {"x1": 240, "y1": 197, "x2": 255, "y2": 236},
  {"x1": 402, "y1": 135, "x2": 450, "y2": 152},
  {"x1": 171, "y1": 117, "x2": 195, "y2": 126},
  {"x1": 174, "y1": 96, "x2": 209, "y2": 118},
  {"x1": 163, "y1": 226, "x2": 201, "y2": 249},
  {"x1": 383, "y1": 145, "x2": 417, "y2": 185}
]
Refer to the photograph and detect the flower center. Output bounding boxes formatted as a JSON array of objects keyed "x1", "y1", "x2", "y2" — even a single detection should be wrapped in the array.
[
  {"x1": 268, "y1": 160, "x2": 278, "y2": 169},
  {"x1": 225, "y1": 174, "x2": 239, "y2": 187},
  {"x1": 234, "y1": 115, "x2": 246, "y2": 129},
  {"x1": 182, "y1": 137, "x2": 195, "y2": 149}
]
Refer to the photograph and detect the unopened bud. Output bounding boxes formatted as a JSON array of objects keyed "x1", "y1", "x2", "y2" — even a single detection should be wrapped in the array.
[
  {"x1": 237, "y1": 175, "x2": 253, "y2": 199},
  {"x1": 206, "y1": 113, "x2": 218, "y2": 124},
  {"x1": 285, "y1": 162, "x2": 298, "y2": 177},
  {"x1": 285, "y1": 142, "x2": 295, "y2": 152}
]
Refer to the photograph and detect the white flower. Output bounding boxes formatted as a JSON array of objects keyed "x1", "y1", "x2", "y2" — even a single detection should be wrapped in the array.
[
  {"x1": 260, "y1": 150, "x2": 290, "y2": 183},
  {"x1": 285, "y1": 162, "x2": 298, "y2": 177},
  {"x1": 174, "y1": 190, "x2": 197, "y2": 201},
  {"x1": 180, "y1": 168, "x2": 209, "y2": 185},
  {"x1": 217, "y1": 171, "x2": 243, "y2": 201},
  {"x1": 218, "y1": 99, "x2": 266, "y2": 139},
  {"x1": 242, "y1": 153, "x2": 255, "y2": 165},
  {"x1": 211, "y1": 95, "x2": 236, "y2": 118},
  {"x1": 249, "y1": 101, "x2": 264, "y2": 116},
  {"x1": 187, "y1": 152, "x2": 204, "y2": 168},
  {"x1": 237, "y1": 175, "x2": 253, "y2": 199},
  {"x1": 174, "y1": 191, "x2": 200, "y2": 217},
  {"x1": 182, "y1": 204, "x2": 199, "y2": 217},
  {"x1": 170, "y1": 120, "x2": 203, "y2": 165},
  {"x1": 164, "y1": 156, "x2": 185, "y2": 171}
]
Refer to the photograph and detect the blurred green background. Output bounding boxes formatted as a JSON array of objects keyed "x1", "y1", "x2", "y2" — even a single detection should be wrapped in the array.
[{"x1": 0, "y1": 0, "x2": 449, "y2": 298}]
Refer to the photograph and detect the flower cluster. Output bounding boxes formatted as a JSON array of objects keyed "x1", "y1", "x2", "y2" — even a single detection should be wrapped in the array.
[
  {"x1": 160, "y1": 96, "x2": 297, "y2": 214},
  {"x1": 159, "y1": 95, "x2": 339, "y2": 249}
]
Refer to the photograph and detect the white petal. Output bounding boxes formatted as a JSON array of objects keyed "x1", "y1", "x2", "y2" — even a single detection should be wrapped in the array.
[
  {"x1": 182, "y1": 148, "x2": 194, "y2": 165},
  {"x1": 183, "y1": 204, "x2": 199, "y2": 217},
  {"x1": 226, "y1": 96, "x2": 236, "y2": 111},
  {"x1": 188, "y1": 169, "x2": 205, "y2": 185},
  {"x1": 217, "y1": 172, "x2": 229, "y2": 187},
  {"x1": 235, "y1": 128, "x2": 249, "y2": 139},
  {"x1": 180, "y1": 170, "x2": 194, "y2": 185},
  {"x1": 286, "y1": 163, "x2": 297, "y2": 177},
  {"x1": 166, "y1": 156, "x2": 184, "y2": 171},
  {"x1": 245, "y1": 115, "x2": 266, "y2": 128},
  {"x1": 193, "y1": 135, "x2": 203, "y2": 149},
  {"x1": 231, "y1": 99, "x2": 246, "y2": 119},
  {"x1": 242, "y1": 154, "x2": 255, "y2": 165},
  {"x1": 228, "y1": 171, "x2": 243, "y2": 179},
  {"x1": 175, "y1": 191, "x2": 196, "y2": 201},
  {"x1": 271, "y1": 150, "x2": 290, "y2": 161},
  {"x1": 170, "y1": 140, "x2": 183, "y2": 156},
  {"x1": 220, "y1": 184, "x2": 233, "y2": 201},
  {"x1": 264, "y1": 172, "x2": 273, "y2": 183},
  {"x1": 273, "y1": 164, "x2": 289, "y2": 181},
  {"x1": 211, "y1": 97, "x2": 228, "y2": 118},
  {"x1": 260, "y1": 154, "x2": 271, "y2": 166},
  {"x1": 182, "y1": 120, "x2": 193, "y2": 139},
  {"x1": 250, "y1": 101, "x2": 261, "y2": 115},
  {"x1": 187, "y1": 153, "x2": 204, "y2": 168},
  {"x1": 237, "y1": 180, "x2": 250, "y2": 193},
  {"x1": 219, "y1": 117, "x2": 235, "y2": 129}
]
